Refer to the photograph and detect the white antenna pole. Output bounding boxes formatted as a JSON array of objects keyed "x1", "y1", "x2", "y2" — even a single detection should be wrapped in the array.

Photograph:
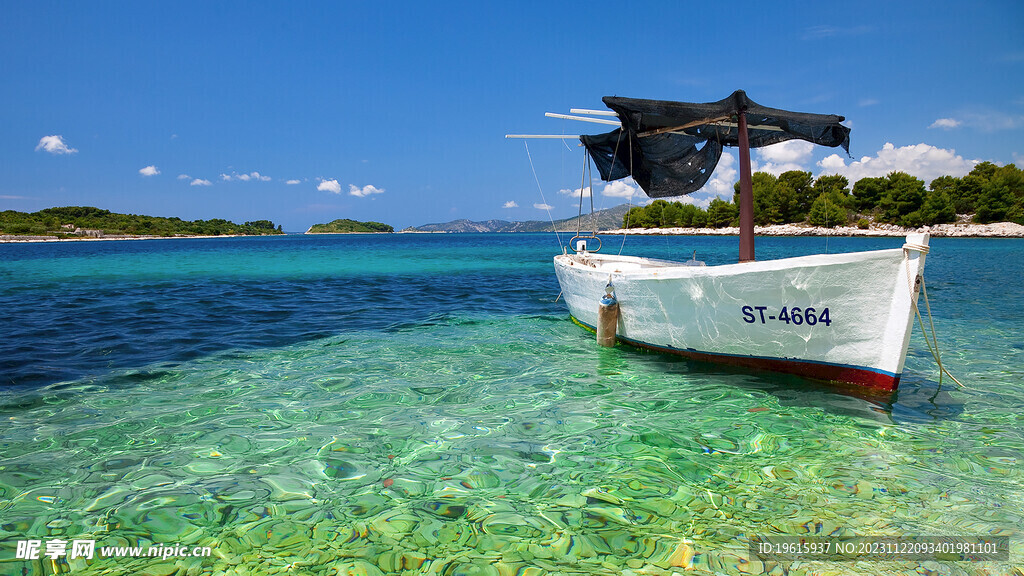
[
  {"x1": 505, "y1": 134, "x2": 581, "y2": 139},
  {"x1": 569, "y1": 108, "x2": 618, "y2": 117},
  {"x1": 544, "y1": 113, "x2": 621, "y2": 126}
]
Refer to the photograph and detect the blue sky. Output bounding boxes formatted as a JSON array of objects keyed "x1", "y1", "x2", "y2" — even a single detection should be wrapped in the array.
[{"x1": 3, "y1": 1, "x2": 1022, "y2": 231}]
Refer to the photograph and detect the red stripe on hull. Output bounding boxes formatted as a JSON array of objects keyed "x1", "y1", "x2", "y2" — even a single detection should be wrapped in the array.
[
  {"x1": 635, "y1": 341, "x2": 900, "y2": 392},
  {"x1": 572, "y1": 317, "x2": 900, "y2": 392}
]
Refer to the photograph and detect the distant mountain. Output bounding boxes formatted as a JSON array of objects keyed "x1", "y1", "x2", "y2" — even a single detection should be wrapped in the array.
[{"x1": 403, "y1": 203, "x2": 632, "y2": 233}]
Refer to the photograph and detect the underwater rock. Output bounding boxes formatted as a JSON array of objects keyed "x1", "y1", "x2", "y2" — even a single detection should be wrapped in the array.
[
  {"x1": 329, "y1": 560, "x2": 384, "y2": 576},
  {"x1": 480, "y1": 513, "x2": 542, "y2": 538},
  {"x1": 140, "y1": 563, "x2": 180, "y2": 576},
  {"x1": 323, "y1": 458, "x2": 360, "y2": 479},
  {"x1": 582, "y1": 487, "x2": 623, "y2": 505},
  {"x1": 421, "y1": 500, "x2": 467, "y2": 520},
  {"x1": 459, "y1": 469, "x2": 500, "y2": 489}
]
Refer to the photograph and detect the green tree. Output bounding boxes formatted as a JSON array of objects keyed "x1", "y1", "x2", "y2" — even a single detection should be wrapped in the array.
[
  {"x1": 734, "y1": 172, "x2": 781, "y2": 225},
  {"x1": 622, "y1": 206, "x2": 645, "y2": 228},
  {"x1": 954, "y1": 162, "x2": 998, "y2": 215},
  {"x1": 660, "y1": 202, "x2": 682, "y2": 227},
  {"x1": 852, "y1": 177, "x2": 887, "y2": 213},
  {"x1": 929, "y1": 175, "x2": 960, "y2": 204},
  {"x1": 778, "y1": 171, "x2": 815, "y2": 220},
  {"x1": 808, "y1": 191, "x2": 850, "y2": 228},
  {"x1": 0, "y1": 207, "x2": 282, "y2": 237},
  {"x1": 690, "y1": 207, "x2": 708, "y2": 227},
  {"x1": 707, "y1": 198, "x2": 738, "y2": 228},
  {"x1": 920, "y1": 189, "x2": 956, "y2": 225},
  {"x1": 645, "y1": 200, "x2": 667, "y2": 228},
  {"x1": 813, "y1": 174, "x2": 850, "y2": 196},
  {"x1": 877, "y1": 172, "x2": 927, "y2": 226},
  {"x1": 677, "y1": 203, "x2": 704, "y2": 227},
  {"x1": 974, "y1": 164, "x2": 1024, "y2": 224},
  {"x1": 244, "y1": 220, "x2": 277, "y2": 230}
]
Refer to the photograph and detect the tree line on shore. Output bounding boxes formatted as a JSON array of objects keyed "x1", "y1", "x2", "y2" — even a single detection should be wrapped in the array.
[
  {"x1": 622, "y1": 162, "x2": 1024, "y2": 229},
  {"x1": 306, "y1": 219, "x2": 394, "y2": 233},
  {"x1": 0, "y1": 206, "x2": 284, "y2": 237}
]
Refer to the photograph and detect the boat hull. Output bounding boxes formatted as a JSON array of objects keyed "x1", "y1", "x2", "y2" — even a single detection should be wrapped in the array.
[{"x1": 554, "y1": 234, "x2": 928, "y2": 392}]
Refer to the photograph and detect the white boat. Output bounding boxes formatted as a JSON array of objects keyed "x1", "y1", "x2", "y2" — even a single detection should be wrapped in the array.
[
  {"x1": 554, "y1": 235, "x2": 928, "y2": 391},
  {"x1": 511, "y1": 91, "x2": 929, "y2": 392}
]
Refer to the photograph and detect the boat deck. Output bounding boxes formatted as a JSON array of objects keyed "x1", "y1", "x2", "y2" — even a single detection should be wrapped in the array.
[{"x1": 561, "y1": 252, "x2": 701, "y2": 273}]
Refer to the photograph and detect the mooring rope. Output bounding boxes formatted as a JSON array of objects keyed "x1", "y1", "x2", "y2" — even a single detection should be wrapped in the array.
[
  {"x1": 524, "y1": 140, "x2": 563, "y2": 252},
  {"x1": 903, "y1": 242, "x2": 964, "y2": 389}
]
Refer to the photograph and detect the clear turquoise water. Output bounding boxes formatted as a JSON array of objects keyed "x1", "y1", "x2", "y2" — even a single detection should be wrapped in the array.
[{"x1": 1, "y1": 234, "x2": 1021, "y2": 575}]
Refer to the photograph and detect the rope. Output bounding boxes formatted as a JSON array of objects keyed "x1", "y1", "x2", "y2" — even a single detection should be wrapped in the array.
[
  {"x1": 915, "y1": 277, "x2": 964, "y2": 388},
  {"x1": 903, "y1": 241, "x2": 930, "y2": 254},
  {"x1": 588, "y1": 154, "x2": 596, "y2": 235},
  {"x1": 903, "y1": 243, "x2": 964, "y2": 389},
  {"x1": 576, "y1": 150, "x2": 588, "y2": 237},
  {"x1": 618, "y1": 132, "x2": 634, "y2": 256},
  {"x1": 824, "y1": 192, "x2": 830, "y2": 254},
  {"x1": 524, "y1": 141, "x2": 563, "y2": 252}
]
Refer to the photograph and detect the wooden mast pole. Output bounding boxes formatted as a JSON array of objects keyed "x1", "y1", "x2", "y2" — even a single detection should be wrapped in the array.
[{"x1": 737, "y1": 109, "x2": 755, "y2": 262}]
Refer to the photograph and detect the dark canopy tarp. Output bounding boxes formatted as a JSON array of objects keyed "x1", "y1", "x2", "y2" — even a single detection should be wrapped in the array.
[{"x1": 580, "y1": 90, "x2": 850, "y2": 198}]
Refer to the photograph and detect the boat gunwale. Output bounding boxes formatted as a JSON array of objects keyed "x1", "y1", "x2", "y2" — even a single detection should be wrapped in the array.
[{"x1": 554, "y1": 245, "x2": 912, "y2": 280}]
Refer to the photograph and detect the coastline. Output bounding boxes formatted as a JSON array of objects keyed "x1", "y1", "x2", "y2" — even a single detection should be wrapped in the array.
[
  {"x1": 0, "y1": 233, "x2": 256, "y2": 244},
  {"x1": 303, "y1": 231, "x2": 394, "y2": 235},
  {"x1": 602, "y1": 221, "x2": 1024, "y2": 238},
  {"x1": 5, "y1": 221, "x2": 1024, "y2": 242}
]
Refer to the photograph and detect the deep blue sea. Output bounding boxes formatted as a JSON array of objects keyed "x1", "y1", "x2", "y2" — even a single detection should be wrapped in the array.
[{"x1": 1, "y1": 233, "x2": 1021, "y2": 575}]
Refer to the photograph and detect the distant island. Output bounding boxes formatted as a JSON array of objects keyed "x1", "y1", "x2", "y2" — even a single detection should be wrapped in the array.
[
  {"x1": 305, "y1": 219, "x2": 394, "y2": 234},
  {"x1": 402, "y1": 204, "x2": 631, "y2": 233},
  {"x1": 0, "y1": 206, "x2": 283, "y2": 241}
]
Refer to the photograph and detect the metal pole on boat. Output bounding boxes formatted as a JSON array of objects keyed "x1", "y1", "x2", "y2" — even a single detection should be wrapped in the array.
[{"x1": 737, "y1": 110, "x2": 755, "y2": 262}]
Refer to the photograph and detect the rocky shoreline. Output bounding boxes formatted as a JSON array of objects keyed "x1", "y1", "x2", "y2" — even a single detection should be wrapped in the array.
[
  {"x1": 603, "y1": 221, "x2": 1024, "y2": 238},
  {"x1": 0, "y1": 234, "x2": 250, "y2": 243}
]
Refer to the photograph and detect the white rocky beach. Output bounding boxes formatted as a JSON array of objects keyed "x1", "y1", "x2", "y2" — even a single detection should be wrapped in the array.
[{"x1": 604, "y1": 221, "x2": 1024, "y2": 238}]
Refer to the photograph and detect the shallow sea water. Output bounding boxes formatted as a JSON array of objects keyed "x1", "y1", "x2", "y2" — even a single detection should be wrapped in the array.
[{"x1": 1, "y1": 234, "x2": 1022, "y2": 576}]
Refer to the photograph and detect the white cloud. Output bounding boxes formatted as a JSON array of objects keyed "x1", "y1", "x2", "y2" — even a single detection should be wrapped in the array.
[
  {"x1": 503, "y1": 201, "x2": 519, "y2": 208},
  {"x1": 601, "y1": 179, "x2": 640, "y2": 199},
  {"x1": 818, "y1": 142, "x2": 980, "y2": 183},
  {"x1": 222, "y1": 171, "x2": 271, "y2": 182},
  {"x1": 285, "y1": 179, "x2": 301, "y2": 185},
  {"x1": 753, "y1": 140, "x2": 815, "y2": 175},
  {"x1": 349, "y1": 184, "x2": 384, "y2": 197},
  {"x1": 177, "y1": 174, "x2": 190, "y2": 180},
  {"x1": 560, "y1": 185, "x2": 592, "y2": 199},
  {"x1": 927, "y1": 109, "x2": 1024, "y2": 132},
  {"x1": 35, "y1": 135, "x2": 77, "y2": 155},
  {"x1": 802, "y1": 24, "x2": 874, "y2": 40},
  {"x1": 534, "y1": 203, "x2": 554, "y2": 210},
  {"x1": 858, "y1": 98, "x2": 879, "y2": 107},
  {"x1": 190, "y1": 178, "x2": 212, "y2": 186},
  {"x1": 959, "y1": 111, "x2": 1024, "y2": 132},
  {"x1": 318, "y1": 179, "x2": 342, "y2": 194},
  {"x1": 139, "y1": 165, "x2": 160, "y2": 176},
  {"x1": 929, "y1": 118, "x2": 961, "y2": 130}
]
